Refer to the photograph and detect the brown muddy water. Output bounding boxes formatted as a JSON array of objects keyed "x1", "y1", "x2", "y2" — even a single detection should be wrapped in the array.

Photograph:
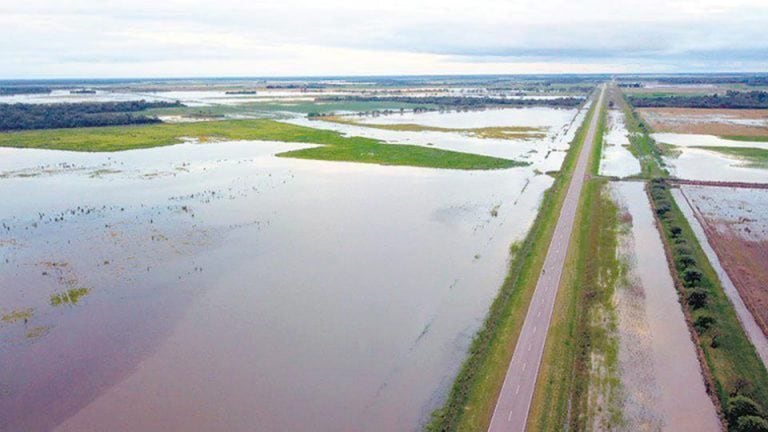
[
  {"x1": 611, "y1": 182, "x2": 719, "y2": 431},
  {"x1": 0, "y1": 141, "x2": 550, "y2": 431}
]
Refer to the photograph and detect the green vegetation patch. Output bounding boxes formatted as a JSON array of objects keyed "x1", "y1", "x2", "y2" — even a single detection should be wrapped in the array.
[
  {"x1": 50, "y1": 287, "x2": 90, "y2": 306},
  {"x1": 426, "y1": 97, "x2": 596, "y2": 432},
  {"x1": 1, "y1": 308, "x2": 34, "y2": 323},
  {"x1": 319, "y1": 116, "x2": 548, "y2": 140},
  {"x1": 720, "y1": 135, "x2": 768, "y2": 143},
  {"x1": 693, "y1": 146, "x2": 768, "y2": 168},
  {"x1": 649, "y1": 179, "x2": 768, "y2": 430},
  {"x1": 617, "y1": 88, "x2": 669, "y2": 178},
  {"x1": 0, "y1": 119, "x2": 523, "y2": 170}
]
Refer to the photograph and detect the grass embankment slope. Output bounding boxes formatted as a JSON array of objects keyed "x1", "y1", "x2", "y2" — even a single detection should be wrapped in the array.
[
  {"x1": 619, "y1": 85, "x2": 768, "y2": 430},
  {"x1": 317, "y1": 116, "x2": 548, "y2": 140},
  {"x1": 426, "y1": 93, "x2": 598, "y2": 432},
  {"x1": 527, "y1": 94, "x2": 624, "y2": 430},
  {"x1": 0, "y1": 119, "x2": 523, "y2": 170}
]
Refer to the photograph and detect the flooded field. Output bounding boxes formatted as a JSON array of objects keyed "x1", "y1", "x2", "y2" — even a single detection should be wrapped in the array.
[
  {"x1": 0, "y1": 138, "x2": 551, "y2": 431},
  {"x1": 674, "y1": 185, "x2": 768, "y2": 366},
  {"x1": 610, "y1": 182, "x2": 719, "y2": 431},
  {"x1": 662, "y1": 147, "x2": 768, "y2": 183},
  {"x1": 290, "y1": 105, "x2": 589, "y2": 173},
  {"x1": 639, "y1": 108, "x2": 768, "y2": 137},
  {"x1": 599, "y1": 109, "x2": 641, "y2": 178},
  {"x1": 652, "y1": 133, "x2": 768, "y2": 150}
]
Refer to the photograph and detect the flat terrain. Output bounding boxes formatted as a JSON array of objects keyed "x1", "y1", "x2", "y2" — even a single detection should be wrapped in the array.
[
  {"x1": 638, "y1": 107, "x2": 768, "y2": 137},
  {"x1": 0, "y1": 119, "x2": 522, "y2": 170},
  {"x1": 488, "y1": 86, "x2": 605, "y2": 432},
  {"x1": 680, "y1": 186, "x2": 768, "y2": 338}
]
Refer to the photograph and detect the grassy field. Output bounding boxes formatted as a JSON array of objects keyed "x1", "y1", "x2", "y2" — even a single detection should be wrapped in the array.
[
  {"x1": 693, "y1": 146, "x2": 768, "y2": 168},
  {"x1": 0, "y1": 119, "x2": 523, "y2": 170},
  {"x1": 318, "y1": 116, "x2": 548, "y2": 140},
  {"x1": 648, "y1": 180, "x2": 768, "y2": 429},
  {"x1": 426, "y1": 95, "x2": 596, "y2": 432}
]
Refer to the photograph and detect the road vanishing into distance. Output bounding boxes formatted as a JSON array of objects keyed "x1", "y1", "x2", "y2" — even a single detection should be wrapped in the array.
[{"x1": 488, "y1": 85, "x2": 606, "y2": 432}]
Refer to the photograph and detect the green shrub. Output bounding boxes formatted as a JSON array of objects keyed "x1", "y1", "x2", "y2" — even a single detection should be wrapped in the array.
[
  {"x1": 695, "y1": 314, "x2": 716, "y2": 332},
  {"x1": 678, "y1": 254, "x2": 696, "y2": 268},
  {"x1": 687, "y1": 288, "x2": 709, "y2": 309},
  {"x1": 734, "y1": 416, "x2": 768, "y2": 432},
  {"x1": 683, "y1": 268, "x2": 703, "y2": 286},
  {"x1": 727, "y1": 395, "x2": 765, "y2": 424},
  {"x1": 670, "y1": 226, "x2": 683, "y2": 237}
]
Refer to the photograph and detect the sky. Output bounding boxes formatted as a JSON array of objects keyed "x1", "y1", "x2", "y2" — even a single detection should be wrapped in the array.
[{"x1": 1, "y1": 0, "x2": 767, "y2": 78}]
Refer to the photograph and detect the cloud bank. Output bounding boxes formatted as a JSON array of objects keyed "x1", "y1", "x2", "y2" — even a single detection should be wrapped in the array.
[{"x1": 1, "y1": 0, "x2": 767, "y2": 78}]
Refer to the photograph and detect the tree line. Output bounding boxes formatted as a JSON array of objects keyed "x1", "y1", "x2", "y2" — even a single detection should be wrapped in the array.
[
  {"x1": 0, "y1": 100, "x2": 183, "y2": 131},
  {"x1": 317, "y1": 95, "x2": 584, "y2": 108},
  {"x1": 629, "y1": 91, "x2": 768, "y2": 109},
  {"x1": 0, "y1": 86, "x2": 52, "y2": 95}
]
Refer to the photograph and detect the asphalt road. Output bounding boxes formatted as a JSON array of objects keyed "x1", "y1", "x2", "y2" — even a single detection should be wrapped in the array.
[{"x1": 488, "y1": 85, "x2": 606, "y2": 432}]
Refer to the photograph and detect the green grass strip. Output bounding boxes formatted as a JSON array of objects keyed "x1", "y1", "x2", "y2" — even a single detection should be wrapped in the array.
[
  {"x1": 0, "y1": 119, "x2": 523, "y2": 170},
  {"x1": 692, "y1": 146, "x2": 768, "y2": 168}
]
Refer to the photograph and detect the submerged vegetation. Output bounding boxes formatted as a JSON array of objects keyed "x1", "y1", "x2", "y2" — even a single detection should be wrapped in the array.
[
  {"x1": 426, "y1": 97, "x2": 595, "y2": 432},
  {"x1": 692, "y1": 146, "x2": 768, "y2": 168},
  {"x1": 616, "y1": 88, "x2": 668, "y2": 178},
  {"x1": 317, "y1": 115, "x2": 548, "y2": 140},
  {"x1": 648, "y1": 179, "x2": 768, "y2": 430},
  {"x1": 0, "y1": 119, "x2": 523, "y2": 170},
  {"x1": 318, "y1": 95, "x2": 584, "y2": 108},
  {"x1": 50, "y1": 287, "x2": 90, "y2": 306}
]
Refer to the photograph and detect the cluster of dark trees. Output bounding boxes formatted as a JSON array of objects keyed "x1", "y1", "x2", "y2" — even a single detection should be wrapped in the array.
[
  {"x1": 0, "y1": 86, "x2": 52, "y2": 95},
  {"x1": 0, "y1": 100, "x2": 184, "y2": 131},
  {"x1": 629, "y1": 90, "x2": 768, "y2": 109},
  {"x1": 317, "y1": 95, "x2": 583, "y2": 108}
]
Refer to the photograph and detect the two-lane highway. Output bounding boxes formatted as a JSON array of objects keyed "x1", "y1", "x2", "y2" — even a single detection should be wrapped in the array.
[{"x1": 488, "y1": 85, "x2": 606, "y2": 432}]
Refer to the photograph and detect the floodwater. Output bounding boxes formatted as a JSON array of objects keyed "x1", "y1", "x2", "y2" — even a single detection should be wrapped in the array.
[
  {"x1": 611, "y1": 182, "x2": 719, "y2": 431},
  {"x1": 0, "y1": 140, "x2": 551, "y2": 431},
  {"x1": 665, "y1": 148, "x2": 768, "y2": 183},
  {"x1": 599, "y1": 109, "x2": 641, "y2": 178},
  {"x1": 673, "y1": 187, "x2": 768, "y2": 367},
  {"x1": 652, "y1": 132, "x2": 768, "y2": 150},
  {"x1": 288, "y1": 105, "x2": 590, "y2": 173}
]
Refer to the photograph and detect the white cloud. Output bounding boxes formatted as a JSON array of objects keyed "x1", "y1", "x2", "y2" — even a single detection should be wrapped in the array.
[{"x1": 1, "y1": 0, "x2": 767, "y2": 78}]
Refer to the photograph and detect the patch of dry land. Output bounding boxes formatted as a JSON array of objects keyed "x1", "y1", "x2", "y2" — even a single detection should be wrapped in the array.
[
  {"x1": 679, "y1": 185, "x2": 768, "y2": 338},
  {"x1": 638, "y1": 108, "x2": 768, "y2": 137}
]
